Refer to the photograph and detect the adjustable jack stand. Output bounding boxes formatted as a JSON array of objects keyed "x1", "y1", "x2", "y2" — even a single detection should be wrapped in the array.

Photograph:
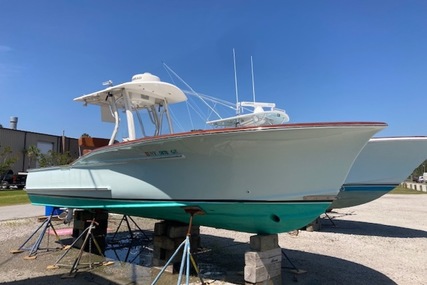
[
  {"x1": 47, "y1": 218, "x2": 113, "y2": 278},
  {"x1": 151, "y1": 207, "x2": 206, "y2": 285},
  {"x1": 11, "y1": 207, "x2": 64, "y2": 259}
]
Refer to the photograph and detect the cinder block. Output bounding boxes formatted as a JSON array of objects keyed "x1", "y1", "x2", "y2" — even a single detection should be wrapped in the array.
[
  {"x1": 167, "y1": 225, "x2": 190, "y2": 238},
  {"x1": 305, "y1": 218, "x2": 321, "y2": 232},
  {"x1": 190, "y1": 235, "x2": 201, "y2": 250},
  {"x1": 244, "y1": 262, "x2": 282, "y2": 283},
  {"x1": 154, "y1": 221, "x2": 168, "y2": 236},
  {"x1": 153, "y1": 236, "x2": 184, "y2": 250},
  {"x1": 152, "y1": 257, "x2": 166, "y2": 266},
  {"x1": 73, "y1": 220, "x2": 86, "y2": 230},
  {"x1": 250, "y1": 234, "x2": 279, "y2": 251},
  {"x1": 245, "y1": 274, "x2": 282, "y2": 285},
  {"x1": 164, "y1": 248, "x2": 183, "y2": 262},
  {"x1": 245, "y1": 248, "x2": 282, "y2": 267}
]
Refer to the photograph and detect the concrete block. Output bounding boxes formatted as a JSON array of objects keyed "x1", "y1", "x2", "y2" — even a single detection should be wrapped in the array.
[
  {"x1": 154, "y1": 221, "x2": 167, "y2": 236},
  {"x1": 245, "y1": 274, "x2": 282, "y2": 285},
  {"x1": 244, "y1": 262, "x2": 282, "y2": 283},
  {"x1": 73, "y1": 220, "x2": 86, "y2": 230},
  {"x1": 153, "y1": 236, "x2": 184, "y2": 250},
  {"x1": 305, "y1": 217, "x2": 321, "y2": 232},
  {"x1": 190, "y1": 235, "x2": 201, "y2": 250},
  {"x1": 167, "y1": 225, "x2": 190, "y2": 238},
  {"x1": 152, "y1": 257, "x2": 166, "y2": 266},
  {"x1": 245, "y1": 248, "x2": 282, "y2": 267},
  {"x1": 250, "y1": 234, "x2": 279, "y2": 251}
]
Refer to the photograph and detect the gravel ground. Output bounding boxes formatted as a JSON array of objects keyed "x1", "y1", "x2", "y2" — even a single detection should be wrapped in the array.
[{"x1": 0, "y1": 194, "x2": 426, "y2": 285}]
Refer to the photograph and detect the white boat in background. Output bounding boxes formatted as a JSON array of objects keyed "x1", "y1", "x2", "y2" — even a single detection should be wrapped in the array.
[
  {"x1": 25, "y1": 72, "x2": 386, "y2": 234},
  {"x1": 206, "y1": 101, "x2": 289, "y2": 127},
  {"x1": 330, "y1": 137, "x2": 427, "y2": 209},
  {"x1": 162, "y1": 60, "x2": 290, "y2": 129}
]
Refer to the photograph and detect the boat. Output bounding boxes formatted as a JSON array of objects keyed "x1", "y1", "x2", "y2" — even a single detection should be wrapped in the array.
[
  {"x1": 25, "y1": 72, "x2": 386, "y2": 234},
  {"x1": 330, "y1": 136, "x2": 427, "y2": 209},
  {"x1": 206, "y1": 101, "x2": 289, "y2": 127}
]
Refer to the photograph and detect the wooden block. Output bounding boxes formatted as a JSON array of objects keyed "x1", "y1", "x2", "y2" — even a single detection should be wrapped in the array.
[
  {"x1": 244, "y1": 262, "x2": 282, "y2": 283},
  {"x1": 250, "y1": 234, "x2": 279, "y2": 252},
  {"x1": 245, "y1": 248, "x2": 282, "y2": 267}
]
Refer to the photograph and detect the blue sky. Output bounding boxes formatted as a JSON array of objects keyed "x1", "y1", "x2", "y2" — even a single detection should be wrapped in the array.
[{"x1": 1, "y1": 0, "x2": 426, "y2": 139}]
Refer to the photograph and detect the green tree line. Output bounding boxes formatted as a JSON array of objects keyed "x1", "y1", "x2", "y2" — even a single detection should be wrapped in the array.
[
  {"x1": 0, "y1": 144, "x2": 73, "y2": 176},
  {"x1": 412, "y1": 159, "x2": 427, "y2": 178}
]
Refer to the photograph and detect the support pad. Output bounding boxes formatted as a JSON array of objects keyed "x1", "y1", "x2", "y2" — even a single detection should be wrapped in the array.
[{"x1": 245, "y1": 234, "x2": 282, "y2": 285}]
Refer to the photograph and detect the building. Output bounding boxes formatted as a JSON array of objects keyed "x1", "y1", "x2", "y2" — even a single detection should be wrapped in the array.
[{"x1": 0, "y1": 117, "x2": 79, "y2": 175}]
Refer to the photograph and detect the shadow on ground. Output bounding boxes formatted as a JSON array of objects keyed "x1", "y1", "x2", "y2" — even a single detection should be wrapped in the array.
[
  {"x1": 0, "y1": 217, "x2": 401, "y2": 285},
  {"x1": 320, "y1": 216, "x2": 427, "y2": 238},
  {"x1": 282, "y1": 249, "x2": 397, "y2": 285},
  {"x1": 1, "y1": 272, "x2": 123, "y2": 285}
]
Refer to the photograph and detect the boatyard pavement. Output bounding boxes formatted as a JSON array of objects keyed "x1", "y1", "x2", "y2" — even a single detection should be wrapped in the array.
[{"x1": 0, "y1": 194, "x2": 426, "y2": 285}]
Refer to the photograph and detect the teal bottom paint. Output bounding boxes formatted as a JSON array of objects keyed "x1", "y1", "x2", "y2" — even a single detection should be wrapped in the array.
[{"x1": 28, "y1": 195, "x2": 330, "y2": 234}]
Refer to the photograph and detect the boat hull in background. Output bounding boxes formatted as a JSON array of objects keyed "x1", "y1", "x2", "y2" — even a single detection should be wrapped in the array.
[{"x1": 331, "y1": 137, "x2": 427, "y2": 209}]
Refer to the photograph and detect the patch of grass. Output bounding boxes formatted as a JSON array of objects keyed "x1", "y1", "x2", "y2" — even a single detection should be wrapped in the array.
[
  {"x1": 390, "y1": 185, "x2": 427, "y2": 194},
  {"x1": 0, "y1": 190, "x2": 30, "y2": 206}
]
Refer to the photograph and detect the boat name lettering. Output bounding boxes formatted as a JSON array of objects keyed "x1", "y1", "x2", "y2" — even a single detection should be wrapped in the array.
[{"x1": 144, "y1": 149, "x2": 178, "y2": 157}]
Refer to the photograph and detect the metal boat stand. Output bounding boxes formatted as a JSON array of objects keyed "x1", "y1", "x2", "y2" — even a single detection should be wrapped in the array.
[
  {"x1": 10, "y1": 207, "x2": 64, "y2": 259},
  {"x1": 281, "y1": 249, "x2": 306, "y2": 281},
  {"x1": 107, "y1": 215, "x2": 152, "y2": 264},
  {"x1": 322, "y1": 211, "x2": 337, "y2": 227},
  {"x1": 47, "y1": 218, "x2": 113, "y2": 278},
  {"x1": 151, "y1": 207, "x2": 206, "y2": 285},
  {"x1": 110, "y1": 215, "x2": 151, "y2": 242}
]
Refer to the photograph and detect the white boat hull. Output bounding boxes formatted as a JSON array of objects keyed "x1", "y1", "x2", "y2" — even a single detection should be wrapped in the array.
[
  {"x1": 331, "y1": 137, "x2": 427, "y2": 209},
  {"x1": 26, "y1": 123, "x2": 385, "y2": 233}
]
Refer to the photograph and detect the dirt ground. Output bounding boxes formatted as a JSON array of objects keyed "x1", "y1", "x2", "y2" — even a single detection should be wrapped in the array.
[{"x1": 0, "y1": 194, "x2": 426, "y2": 285}]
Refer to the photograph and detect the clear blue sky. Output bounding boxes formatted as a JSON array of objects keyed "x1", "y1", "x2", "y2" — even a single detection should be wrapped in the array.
[{"x1": 1, "y1": 1, "x2": 426, "y2": 139}]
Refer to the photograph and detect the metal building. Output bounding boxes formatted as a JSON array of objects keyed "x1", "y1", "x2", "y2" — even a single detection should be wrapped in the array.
[{"x1": 0, "y1": 125, "x2": 79, "y2": 175}]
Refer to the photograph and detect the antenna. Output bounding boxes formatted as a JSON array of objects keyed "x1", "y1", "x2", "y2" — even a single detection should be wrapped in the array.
[
  {"x1": 251, "y1": 56, "x2": 256, "y2": 103},
  {"x1": 233, "y1": 48, "x2": 240, "y2": 114},
  {"x1": 102, "y1": 80, "x2": 113, "y2": 87}
]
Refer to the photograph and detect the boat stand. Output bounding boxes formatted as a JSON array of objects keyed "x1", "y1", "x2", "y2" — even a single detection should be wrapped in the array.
[
  {"x1": 323, "y1": 211, "x2": 337, "y2": 227},
  {"x1": 47, "y1": 218, "x2": 113, "y2": 278},
  {"x1": 151, "y1": 207, "x2": 206, "y2": 285},
  {"x1": 10, "y1": 207, "x2": 64, "y2": 259},
  {"x1": 281, "y1": 249, "x2": 306, "y2": 281},
  {"x1": 107, "y1": 215, "x2": 152, "y2": 264},
  {"x1": 110, "y1": 215, "x2": 151, "y2": 242}
]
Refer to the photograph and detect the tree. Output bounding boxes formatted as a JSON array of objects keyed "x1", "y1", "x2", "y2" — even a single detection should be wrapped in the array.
[
  {"x1": 24, "y1": 145, "x2": 41, "y2": 169},
  {"x1": 37, "y1": 150, "x2": 74, "y2": 167},
  {"x1": 413, "y1": 160, "x2": 427, "y2": 176},
  {"x1": 0, "y1": 145, "x2": 17, "y2": 176}
]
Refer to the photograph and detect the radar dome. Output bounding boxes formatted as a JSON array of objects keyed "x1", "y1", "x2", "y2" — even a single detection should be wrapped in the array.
[{"x1": 132, "y1": 73, "x2": 160, "y2": 82}]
